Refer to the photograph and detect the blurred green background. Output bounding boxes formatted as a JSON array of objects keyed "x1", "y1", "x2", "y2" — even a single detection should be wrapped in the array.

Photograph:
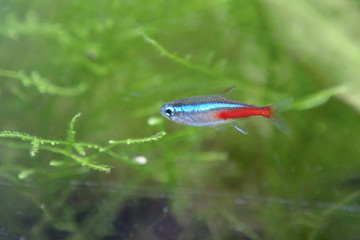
[{"x1": 1, "y1": 0, "x2": 360, "y2": 239}]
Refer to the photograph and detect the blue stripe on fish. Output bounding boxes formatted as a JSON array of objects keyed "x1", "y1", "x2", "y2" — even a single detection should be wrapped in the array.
[{"x1": 175, "y1": 102, "x2": 246, "y2": 113}]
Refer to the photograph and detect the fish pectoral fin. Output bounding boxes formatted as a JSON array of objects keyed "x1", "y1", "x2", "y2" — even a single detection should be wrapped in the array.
[
  {"x1": 216, "y1": 85, "x2": 237, "y2": 97},
  {"x1": 230, "y1": 121, "x2": 248, "y2": 135}
]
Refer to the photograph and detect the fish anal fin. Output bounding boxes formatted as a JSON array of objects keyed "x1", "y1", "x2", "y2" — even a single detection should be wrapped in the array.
[{"x1": 210, "y1": 125, "x2": 226, "y2": 132}]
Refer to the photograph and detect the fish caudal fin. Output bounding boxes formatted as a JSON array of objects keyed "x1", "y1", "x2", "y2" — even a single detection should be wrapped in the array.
[{"x1": 269, "y1": 98, "x2": 293, "y2": 135}]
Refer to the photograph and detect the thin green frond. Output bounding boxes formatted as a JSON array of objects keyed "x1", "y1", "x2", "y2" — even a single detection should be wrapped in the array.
[
  {"x1": 293, "y1": 86, "x2": 347, "y2": 110},
  {"x1": 18, "y1": 169, "x2": 35, "y2": 180},
  {"x1": 67, "y1": 113, "x2": 81, "y2": 144},
  {"x1": 0, "y1": 131, "x2": 64, "y2": 145},
  {"x1": 76, "y1": 142, "x2": 107, "y2": 152},
  {"x1": 30, "y1": 139, "x2": 40, "y2": 157},
  {"x1": 139, "y1": 28, "x2": 220, "y2": 76},
  {"x1": 49, "y1": 161, "x2": 64, "y2": 167},
  {"x1": 0, "y1": 11, "x2": 72, "y2": 44},
  {"x1": 74, "y1": 144, "x2": 86, "y2": 156},
  {"x1": 40, "y1": 145, "x2": 111, "y2": 173},
  {"x1": 0, "y1": 69, "x2": 87, "y2": 96},
  {"x1": 109, "y1": 130, "x2": 166, "y2": 145}
]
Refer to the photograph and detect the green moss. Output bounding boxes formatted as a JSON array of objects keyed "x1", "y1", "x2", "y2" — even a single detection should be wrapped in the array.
[{"x1": 0, "y1": 0, "x2": 360, "y2": 239}]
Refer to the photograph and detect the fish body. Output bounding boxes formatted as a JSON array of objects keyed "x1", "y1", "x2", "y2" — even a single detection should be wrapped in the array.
[{"x1": 160, "y1": 91, "x2": 292, "y2": 135}]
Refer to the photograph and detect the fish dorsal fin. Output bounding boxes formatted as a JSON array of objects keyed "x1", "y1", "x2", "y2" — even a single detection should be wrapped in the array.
[
  {"x1": 230, "y1": 121, "x2": 248, "y2": 135},
  {"x1": 216, "y1": 85, "x2": 237, "y2": 98}
]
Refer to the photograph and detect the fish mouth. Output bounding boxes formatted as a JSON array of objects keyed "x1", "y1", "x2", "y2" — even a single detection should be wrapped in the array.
[
  {"x1": 160, "y1": 105, "x2": 165, "y2": 114},
  {"x1": 159, "y1": 104, "x2": 168, "y2": 118}
]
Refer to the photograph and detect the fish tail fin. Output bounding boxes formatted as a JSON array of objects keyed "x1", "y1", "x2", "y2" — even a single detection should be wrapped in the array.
[{"x1": 269, "y1": 98, "x2": 293, "y2": 135}]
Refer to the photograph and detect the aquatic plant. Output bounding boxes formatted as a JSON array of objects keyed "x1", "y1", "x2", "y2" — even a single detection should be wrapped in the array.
[
  {"x1": 0, "y1": 113, "x2": 166, "y2": 174},
  {"x1": 0, "y1": 0, "x2": 360, "y2": 239}
]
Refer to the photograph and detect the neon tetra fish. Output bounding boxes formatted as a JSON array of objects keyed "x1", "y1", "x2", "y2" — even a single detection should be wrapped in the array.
[{"x1": 160, "y1": 86, "x2": 292, "y2": 135}]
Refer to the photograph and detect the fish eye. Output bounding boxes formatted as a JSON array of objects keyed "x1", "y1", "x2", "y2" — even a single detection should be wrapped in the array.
[{"x1": 165, "y1": 106, "x2": 174, "y2": 116}]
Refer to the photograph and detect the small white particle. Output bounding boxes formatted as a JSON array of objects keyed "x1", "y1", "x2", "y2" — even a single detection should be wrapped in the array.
[
  {"x1": 134, "y1": 156, "x2": 147, "y2": 165},
  {"x1": 147, "y1": 116, "x2": 162, "y2": 126},
  {"x1": 162, "y1": 206, "x2": 168, "y2": 213}
]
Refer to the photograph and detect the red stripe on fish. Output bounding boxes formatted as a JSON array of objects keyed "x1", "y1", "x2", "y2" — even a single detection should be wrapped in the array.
[{"x1": 216, "y1": 106, "x2": 272, "y2": 120}]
